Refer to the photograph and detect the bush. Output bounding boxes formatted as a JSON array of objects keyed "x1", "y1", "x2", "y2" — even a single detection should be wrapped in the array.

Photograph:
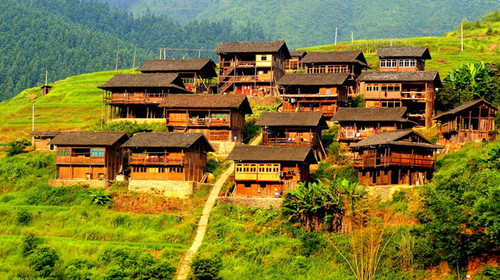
[
  {"x1": 17, "y1": 209, "x2": 32, "y2": 225},
  {"x1": 4, "y1": 138, "x2": 31, "y2": 156},
  {"x1": 90, "y1": 189, "x2": 113, "y2": 206},
  {"x1": 191, "y1": 255, "x2": 222, "y2": 280},
  {"x1": 28, "y1": 245, "x2": 60, "y2": 277},
  {"x1": 21, "y1": 233, "x2": 41, "y2": 257}
]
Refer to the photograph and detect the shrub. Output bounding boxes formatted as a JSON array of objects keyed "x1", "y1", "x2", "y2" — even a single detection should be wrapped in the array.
[
  {"x1": 5, "y1": 138, "x2": 31, "y2": 156},
  {"x1": 28, "y1": 245, "x2": 60, "y2": 277},
  {"x1": 21, "y1": 233, "x2": 41, "y2": 257},
  {"x1": 90, "y1": 189, "x2": 113, "y2": 206},
  {"x1": 191, "y1": 255, "x2": 222, "y2": 280},
  {"x1": 17, "y1": 209, "x2": 32, "y2": 225}
]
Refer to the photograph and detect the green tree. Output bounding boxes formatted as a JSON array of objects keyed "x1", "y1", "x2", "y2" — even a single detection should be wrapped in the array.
[
  {"x1": 437, "y1": 62, "x2": 499, "y2": 111},
  {"x1": 5, "y1": 138, "x2": 31, "y2": 156}
]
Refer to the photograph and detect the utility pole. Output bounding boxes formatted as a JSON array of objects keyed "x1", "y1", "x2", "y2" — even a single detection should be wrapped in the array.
[
  {"x1": 115, "y1": 46, "x2": 120, "y2": 72},
  {"x1": 461, "y1": 22, "x2": 464, "y2": 52},
  {"x1": 335, "y1": 27, "x2": 338, "y2": 46},
  {"x1": 32, "y1": 104, "x2": 35, "y2": 132},
  {"x1": 351, "y1": 32, "x2": 354, "y2": 43},
  {"x1": 44, "y1": 70, "x2": 48, "y2": 86},
  {"x1": 132, "y1": 46, "x2": 137, "y2": 68}
]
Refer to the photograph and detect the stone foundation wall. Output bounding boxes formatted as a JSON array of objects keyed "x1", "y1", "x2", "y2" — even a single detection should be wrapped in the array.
[
  {"x1": 49, "y1": 179, "x2": 108, "y2": 188},
  {"x1": 216, "y1": 197, "x2": 282, "y2": 209},
  {"x1": 128, "y1": 180, "x2": 197, "y2": 198}
]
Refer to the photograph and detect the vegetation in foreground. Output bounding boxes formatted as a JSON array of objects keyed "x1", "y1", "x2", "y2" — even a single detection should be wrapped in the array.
[{"x1": 0, "y1": 150, "x2": 212, "y2": 279}]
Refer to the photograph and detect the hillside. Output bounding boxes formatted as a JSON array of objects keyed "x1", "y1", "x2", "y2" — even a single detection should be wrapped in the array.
[
  {"x1": 100, "y1": 0, "x2": 500, "y2": 48},
  {"x1": 0, "y1": 0, "x2": 266, "y2": 102}
]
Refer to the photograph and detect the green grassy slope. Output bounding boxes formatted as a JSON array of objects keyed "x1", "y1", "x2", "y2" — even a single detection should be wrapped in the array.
[{"x1": 0, "y1": 69, "x2": 135, "y2": 143}]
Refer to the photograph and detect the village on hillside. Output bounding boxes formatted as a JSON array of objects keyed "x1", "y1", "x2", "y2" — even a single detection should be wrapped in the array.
[{"x1": 30, "y1": 41, "x2": 498, "y2": 199}]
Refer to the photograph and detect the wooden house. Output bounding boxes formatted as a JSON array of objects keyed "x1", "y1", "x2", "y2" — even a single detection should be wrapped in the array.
[
  {"x1": 351, "y1": 129, "x2": 442, "y2": 186},
  {"x1": 227, "y1": 146, "x2": 317, "y2": 197},
  {"x1": 357, "y1": 71, "x2": 442, "y2": 127},
  {"x1": 99, "y1": 73, "x2": 192, "y2": 120},
  {"x1": 136, "y1": 59, "x2": 217, "y2": 93},
  {"x1": 159, "y1": 94, "x2": 252, "y2": 143},
  {"x1": 433, "y1": 99, "x2": 498, "y2": 145},
  {"x1": 331, "y1": 107, "x2": 416, "y2": 143},
  {"x1": 255, "y1": 111, "x2": 327, "y2": 160},
  {"x1": 29, "y1": 130, "x2": 59, "y2": 151},
  {"x1": 215, "y1": 40, "x2": 291, "y2": 96},
  {"x1": 41, "y1": 85, "x2": 52, "y2": 96},
  {"x1": 277, "y1": 73, "x2": 353, "y2": 117},
  {"x1": 285, "y1": 50, "x2": 307, "y2": 72},
  {"x1": 301, "y1": 51, "x2": 369, "y2": 76},
  {"x1": 376, "y1": 46, "x2": 431, "y2": 72},
  {"x1": 122, "y1": 133, "x2": 214, "y2": 193},
  {"x1": 48, "y1": 131, "x2": 128, "y2": 185}
]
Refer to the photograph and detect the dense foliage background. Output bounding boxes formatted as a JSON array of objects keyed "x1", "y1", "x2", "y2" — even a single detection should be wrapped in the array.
[
  {"x1": 0, "y1": 0, "x2": 266, "y2": 101},
  {"x1": 100, "y1": 0, "x2": 499, "y2": 47}
]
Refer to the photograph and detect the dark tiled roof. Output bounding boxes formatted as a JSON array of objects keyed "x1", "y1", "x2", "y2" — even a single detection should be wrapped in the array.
[
  {"x1": 357, "y1": 71, "x2": 442, "y2": 87},
  {"x1": 98, "y1": 74, "x2": 190, "y2": 92},
  {"x1": 48, "y1": 131, "x2": 127, "y2": 146},
  {"x1": 215, "y1": 40, "x2": 290, "y2": 58},
  {"x1": 159, "y1": 94, "x2": 253, "y2": 114},
  {"x1": 137, "y1": 59, "x2": 216, "y2": 75},
  {"x1": 434, "y1": 99, "x2": 498, "y2": 120},
  {"x1": 331, "y1": 107, "x2": 412, "y2": 123},
  {"x1": 256, "y1": 112, "x2": 327, "y2": 127},
  {"x1": 277, "y1": 73, "x2": 350, "y2": 86},
  {"x1": 227, "y1": 146, "x2": 317, "y2": 163},
  {"x1": 122, "y1": 132, "x2": 214, "y2": 152},
  {"x1": 301, "y1": 51, "x2": 369, "y2": 67},
  {"x1": 351, "y1": 129, "x2": 442, "y2": 149},
  {"x1": 29, "y1": 130, "x2": 60, "y2": 138},
  {"x1": 290, "y1": 50, "x2": 307, "y2": 57},
  {"x1": 376, "y1": 46, "x2": 431, "y2": 59}
]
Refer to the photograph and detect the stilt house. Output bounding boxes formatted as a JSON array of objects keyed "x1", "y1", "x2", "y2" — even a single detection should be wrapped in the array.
[
  {"x1": 285, "y1": 50, "x2": 307, "y2": 72},
  {"x1": 215, "y1": 40, "x2": 291, "y2": 96},
  {"x1": 351, "y1": 129, "x2": 442, "y2": 186},
  {"x1": 278, "y1": 73, "x2": 352, "y2": 117},
  {"x1": 136, "y1": 59, "x2": 217, "y2": 93},
  {"x1": 301, "y1": 51, "x2": 369, "y2": 77},
  {"x1": 331, "y1": 107, "x2": 416, "y2": 143},
  {"x1": 357, "y1": 71, "x2": 442, "y2": 127},
  {"x1": 255, "y1": 111, "x2": 327, "y2": 160},
  {"x1": 160, "y1": 94, "x2": 252, "y2": 143},
  {"x1": 376, "y1": 46, "x2": 431, "y2": 72},
  {"x1": 100, "y1": 73, "x2": 192, "y2": 120},
  {"x1": 227, "y1": 146, "x2": 317, "y2": 197},
  {"x1": 434, "y1": 99, "x2": 498, "y2": 144},
  {"x1": 29, "y1": 130, "x2": 59, "y2": 151},
  {"x1": 49, "y1": 131, "x2": 128, "y2": 184}
]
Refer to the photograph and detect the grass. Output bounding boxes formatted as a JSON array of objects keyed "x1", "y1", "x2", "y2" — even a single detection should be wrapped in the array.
[{"x1": 0, "y1": 69, "x2": 137, "y2": 143}]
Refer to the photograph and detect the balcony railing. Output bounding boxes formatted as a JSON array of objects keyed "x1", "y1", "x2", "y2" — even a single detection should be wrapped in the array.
[
  {"x1": 219, "y1": 75, "x2": 258, "y2": 82},
  {"x1": 338, "y1": 129, "x2": 377, "y2": 140},
  {"x1": 106, "y1": 93, "x2": 167, "y2": 104},
  {"x1": 188, "y1": 118, "x2": 231, "y2": 127},
  {"x1": 263, "y1": 136, "x2": 313, "y2": 146},
  {"x1": 400, "y1": 91, "x2": 426, "y2": 100},
  {"x1": 220, "y1": 61, "x2": 257, "y2": 67},
  {"x1": 129, "y1": 155, "x2": 185, "y2": 166},
  {"x1": 56, "y1": 156, "x2": 105, "y2": 165},
  {"x1": 354, "y1": 154, "x2": 435, "y2": 168}
]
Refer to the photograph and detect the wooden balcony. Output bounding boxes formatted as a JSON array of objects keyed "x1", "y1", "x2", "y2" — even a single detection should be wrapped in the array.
[
  {"x1": 262, "y1": 135, "x2": 313, "y2": 146},
  {"x1": 354, "y1": 154, "x2": 435, "y2": 168},
  {"x1": 338, "y1": 129, "x2": 376, "y2": 141},
  {"x1": 105, "y1": 93, "x2": 166, "y2": 104},
  {"x1": 234, "y1": 172, "x2": 281, "y2": 181},
  {"x1": 219, "y1": 75, "x2": 258, "y2": 83},
  {"x1": 167, "y1": 118, "x2": 231, "y2": 127},
  {"x1": 129, "y1": 155, "x2": 185, "y2": 166},
  {"x1": 400, "y1": 91, "x2": 426, "y2": 100},
  {"x1": 56, "y1": 156, "x2": 105, "y2": 165}
]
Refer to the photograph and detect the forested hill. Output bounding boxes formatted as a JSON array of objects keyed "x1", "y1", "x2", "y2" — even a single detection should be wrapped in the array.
[
  {"x1": 0, "y1": 0, "x2": 266, "y2": 102},
  {"x1": 101, "y1": 0, "x2": 500, "y2": 48}
]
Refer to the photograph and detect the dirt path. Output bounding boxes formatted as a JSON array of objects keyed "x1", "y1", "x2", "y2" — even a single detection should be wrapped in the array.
[
  {"x1": 175, "y1": 162, "x2": 234, "y2": 280},
  {"x1": 176, "y1": 135, "x2": 261, "y2": 279}
]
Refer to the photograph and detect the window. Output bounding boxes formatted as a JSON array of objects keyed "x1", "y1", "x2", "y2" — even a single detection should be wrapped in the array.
[
  {"x1": 366, "y1": 85, "x2": 379, "y2": 92},
  {"x1": 399, "y1": 59, "x2": 416, "y2": 68},
  {"x1": 380, "y1": 59, "x2": 397, "y2": 68},
  {"x1": 261, "y1": 55, "x2": 267, "y2": 61},
  {"x1": 57, "y1": 147, "x2": 70, "y2": 157},
  {"x1": 91, "y1": 148, "x2": 104, "y2": 157}
]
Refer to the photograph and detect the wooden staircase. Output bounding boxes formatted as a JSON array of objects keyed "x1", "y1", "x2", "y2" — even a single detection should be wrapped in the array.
[{"x1": 219, "y1": 76, "x2": 236, "y2": 94}]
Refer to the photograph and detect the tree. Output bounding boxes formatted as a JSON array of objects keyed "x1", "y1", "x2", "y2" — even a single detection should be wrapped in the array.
[
  {"x1": 5, "y1": 138, "x2": 31, "y2": 156},
  {"x1": 282, "y1": 180, "x2": 344, "y2": 232},
  {"x1": 437, "y1": 62, "x2": 499, "y2": 111}
]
